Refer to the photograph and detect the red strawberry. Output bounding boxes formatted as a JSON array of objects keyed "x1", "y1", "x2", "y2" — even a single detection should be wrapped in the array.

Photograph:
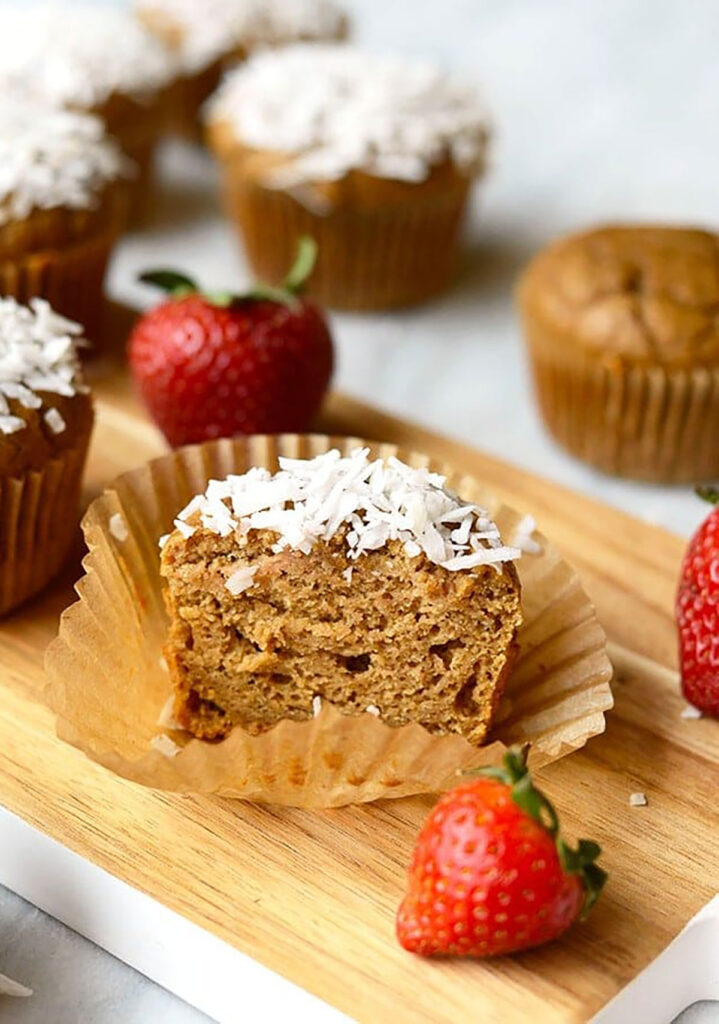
[
  {"x1": 396, "y1": 746, "x2": 606, "y2": 957},
  {"x1": 128, "y1": 237, "x2": 333, "y2": 446},
  {"x1": 676, "y1": 487, "x2": 719, "y2": 716}
]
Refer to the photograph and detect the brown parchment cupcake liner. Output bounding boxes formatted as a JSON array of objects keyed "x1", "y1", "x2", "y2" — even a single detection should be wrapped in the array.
[
  {"x1": 0, "y1": 439, "x2": 91, "y2": 617},
  {"x1": 0, "y1": 227, "x2": 121, "y2": 344},
  {"x1": 219, "y1": 172, "x2": 472, "y2": 310},
  {"x1": 45, "y1": 434, "x2": 613, "y2": 807},
  {"x1": 526, "y1": 327, "x2": 719, "y2": 482}
]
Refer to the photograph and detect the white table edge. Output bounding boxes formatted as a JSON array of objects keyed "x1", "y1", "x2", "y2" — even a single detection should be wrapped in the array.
[{"x1": 0, "y1": 805, "x2": 347, "y2": 1024}]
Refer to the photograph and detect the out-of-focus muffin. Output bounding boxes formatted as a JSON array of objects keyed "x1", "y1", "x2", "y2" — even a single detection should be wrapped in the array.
[
  {"x1": 0, "y1": 99, "x2": 130, "y2": 340},
  {"x1": 206, "y1": 45, "x2": 490, "y2": 309},
  {"x1": 0, "y1": 297, "x2": 93, "y2": 615},
  {"x1": 0, "y1": 3, "x2": 176, "y2": 220},
  {"x1": 519, "y1": 224, "x2": 719, "y2": 482},
  {"x1": 135, "y1": 0, "x2": 348, "y2": 140}
]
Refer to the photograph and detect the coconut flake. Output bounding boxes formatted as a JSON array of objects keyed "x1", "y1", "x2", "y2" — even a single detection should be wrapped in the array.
[
  {"x1": 680, "y1": 704, "x2": 703, "y2": 720},
  {"x1": 168, "y1": 448, "x2": 520, "y2": 576},
  {"x1": 512, "y1": 514, "x2": 542, "y2": 555},
  {"x1": 207, "y1": 45, "x2": 489, "y2": 187},
  {"x1": 365, "y1": 704, "x2": 380, "y2": 717},
  {"x1": 0, "y1": 297, "x2": 86, "y2": 435},
  {"x1": 312, "y1": 694, "x2": 322, "y2": 717},
  {"x1": 136, "y1": 0, "x2": 347, "y2": 73},
  {"x1": 150, "y1": 734, "x2": 181, "y2": 758},
  {"x1": 43, "y1": 407, "x2": 66, "y2": 434},
  {"x1": 342, "y1": 565, "x2": 353, "y2": 584},
  {"x1": 0, "y1": 6, "x2": 176, "y2": 109},
  {"x1": 156, "y1": 695, "x2": 181, "y2": 729},
  {"x1": 226, "y1": 564, "x2": 258, "y2": 595},
  {"x1": 0, "y1": 100, "x2": 130, "y2": 225},
  {"x1": 109, "y1": 512, "x2": 129, "y2": 542},
  {"x1": 629, "y1": 792, "x2": 648, "y2": 807}
]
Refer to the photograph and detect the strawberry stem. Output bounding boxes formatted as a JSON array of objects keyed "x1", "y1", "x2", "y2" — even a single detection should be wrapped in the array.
[
  {"x1": 137, "y1": 236, "x2": 318, "y2": 310},
  {"x1": 479, "y1": 746, "x2": 607, "y2": 918}
]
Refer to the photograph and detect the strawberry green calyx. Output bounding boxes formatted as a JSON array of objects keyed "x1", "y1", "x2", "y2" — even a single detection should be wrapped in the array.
[
  {"x1": 479, "y1": 745, "x2": 607, "y2": 917},
  {"x1": 138, "y1": 236, "x2": 318, "y2": 310},
  {"x1": 696, "y1": 486, "x2": 719, "y2": 506},
  {"x1": 138, "y1": 269, "x2": 198, "y2": 297}
]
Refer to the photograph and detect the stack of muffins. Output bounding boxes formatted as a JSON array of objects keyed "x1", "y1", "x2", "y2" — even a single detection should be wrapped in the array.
[{"x1": 0, "y1": 0, "x2": 353, "y2": 616}]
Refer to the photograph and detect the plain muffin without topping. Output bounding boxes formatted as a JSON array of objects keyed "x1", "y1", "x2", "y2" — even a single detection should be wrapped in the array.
[{"x1": 518, "y1": 224, "x2": 719, "y2": 482}]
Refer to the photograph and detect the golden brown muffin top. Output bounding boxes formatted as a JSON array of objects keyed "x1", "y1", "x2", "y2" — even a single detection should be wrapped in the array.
[
  {"x1": 0, "y1": 298, "x2": 93, "y2": 479},
  {"x1": 518, "y1": 225, "x2": 719, "y2": 368}
]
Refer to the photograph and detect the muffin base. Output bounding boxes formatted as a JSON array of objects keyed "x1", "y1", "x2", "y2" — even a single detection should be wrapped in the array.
[
  {"x1": 526, "y1": 324, "x2": 719, "y2": 482},
  {"x1": 218, "y1": 167, "x2": 473, "y2": 310},
  {"x1": 0, "y1": 227, "x2": 119, "y2": 345},
  {"x1": 0, "y1": 436, "x2": 91, "y2": 617}
]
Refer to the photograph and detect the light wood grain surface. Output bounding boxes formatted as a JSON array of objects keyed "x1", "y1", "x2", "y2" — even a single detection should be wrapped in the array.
[{"x1": 0, "y1": 317, "x2": 717, "y2": 1023}]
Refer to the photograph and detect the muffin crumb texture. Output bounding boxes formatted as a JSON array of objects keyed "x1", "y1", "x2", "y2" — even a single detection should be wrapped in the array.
[{"x1": 160, "y1": 449, "x2": 522, "y2": 744}]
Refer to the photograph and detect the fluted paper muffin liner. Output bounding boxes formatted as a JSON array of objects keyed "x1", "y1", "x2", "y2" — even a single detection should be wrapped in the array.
[
  {"x1": 218, "y1": 172, "x2": 473, "y2": 310},
  {"x1": 0, "y1": 226, "x2": 121, "y2": 343},
  {"x1": 45, "y1": 435, "x2": 613, "y2": 807},
  {"x1": 527, "y1": 334, "x2": 719, "y2": 482},
  {"x1": 0, "y1": 439, "x2": 91, "y2": 616}
]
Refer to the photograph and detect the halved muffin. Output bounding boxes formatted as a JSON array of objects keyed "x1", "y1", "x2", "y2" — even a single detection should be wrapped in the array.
[{"x1": 160, "y1": 448, "x2": 522, "y2": 744}]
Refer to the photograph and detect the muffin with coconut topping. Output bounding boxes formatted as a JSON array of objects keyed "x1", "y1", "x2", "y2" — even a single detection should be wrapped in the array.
[
  {"x1": 0, "y1": 4, "x2": 176, "y2": 218},
  {"x1": 160, "y1": 448, "x2": 521, "y2": 743},
  {"x1": 136, "y1": 0, "x2": 348, "y2": 140},
  {"x1": 0, "y1": 297, "x2": 93, "y2": 615},
  {"x1": 0, "y1": 99, "x2": 130, "y2": 339},
  {"x1": 206, "y1": 45, "x2": 490, "y2": 309}
]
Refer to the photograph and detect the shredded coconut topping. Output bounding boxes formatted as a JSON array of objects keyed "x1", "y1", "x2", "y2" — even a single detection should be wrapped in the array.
[
  {"x1": 312, "y1": 694, "x2": 322, "y2": 717},
  {"x1": 208, "y1": 45, "x2": 489, "y2": 185},
  {"x1": 0, "y1": 101, "x2": 129, "y2": 225},
  {"x1": 629, "y1": 792, "x2": 648, "y2": 807},
  {"x1": 172, "y1": 448, "x2": 520, "y2": 574},
  {"x1": 365, "y1": 704, "x2": 381, "y2": 717},
  {"x1": 0, "y1": 4, "x2": 176, "y2": 108},
  {"x1": 0, "y1": 297, "x2": 86, "y2": 436},
  {"x1": 138, "y1": 0, "x2": 346, "y2": 73}
]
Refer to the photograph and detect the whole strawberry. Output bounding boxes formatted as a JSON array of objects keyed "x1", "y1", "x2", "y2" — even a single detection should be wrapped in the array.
[
  {"x1": 397, "y1": 746, "x2": 606, "y2": 957},
  {"x1": 676, "y1": 487, "x2": 719, "y2": 716},
  {"x1": 129, "y1": 238, "x2": 333, "y2": 446}
]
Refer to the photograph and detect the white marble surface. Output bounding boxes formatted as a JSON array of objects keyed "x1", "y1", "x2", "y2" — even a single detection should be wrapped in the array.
[{"x1": 2, "y1": 0, "x2": 719, "y2": 1020}]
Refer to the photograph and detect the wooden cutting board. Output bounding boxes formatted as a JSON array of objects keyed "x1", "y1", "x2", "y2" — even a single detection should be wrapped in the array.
[{"x1": 0, "y1": 317, "x2": 717, "y2": 1023}]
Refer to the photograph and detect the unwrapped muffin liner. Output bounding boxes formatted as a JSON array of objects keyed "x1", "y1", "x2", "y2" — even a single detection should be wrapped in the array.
[
  {"x1": 0, "y1": 228, "x2": 119, "y2": 343},
  {"x1": 219, "y1": 172, "x2": 473, "y2": 310},
  {"x1": 526, "y1": 326, "x2": 719, "y2": 483},
  {"x1": 45, "y1": 435, "x2": 613, "y2": 807},
  {"x1": 0, "y1": 439, "x2": 91, "y2": 617}
]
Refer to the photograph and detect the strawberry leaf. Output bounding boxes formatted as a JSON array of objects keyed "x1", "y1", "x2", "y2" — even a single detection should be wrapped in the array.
[
  {"x1": 478, "y1": 746, "x2": 607, "y2": 918},
  {"x1": 696, "y1": 486, "x2": 719, "y2": 506},
  {"x1": 138, "y1": 270, "x2": 198, "y2": 296}
]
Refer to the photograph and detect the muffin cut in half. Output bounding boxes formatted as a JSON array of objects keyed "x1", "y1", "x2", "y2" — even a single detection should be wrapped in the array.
[{"x1": 160, "y1": 448, "x2": 522, "y2": 745}]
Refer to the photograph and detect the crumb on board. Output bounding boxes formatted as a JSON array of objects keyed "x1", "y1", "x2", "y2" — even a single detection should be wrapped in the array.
[
  {"x1": 629, "y1": 792, "x2": 648, "y2": 807},
  {"x1": 680, "y1": 704, "x2": 702, "y2": 720}
]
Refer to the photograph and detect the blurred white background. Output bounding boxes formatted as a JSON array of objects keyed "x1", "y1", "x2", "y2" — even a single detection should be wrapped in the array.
[{"x1": 2, "y1": 1, "x2": 719, "y2": 1021}]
